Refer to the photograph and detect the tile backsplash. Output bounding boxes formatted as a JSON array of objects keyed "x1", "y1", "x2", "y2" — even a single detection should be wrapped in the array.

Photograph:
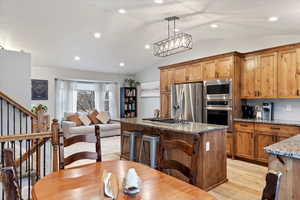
[{"x1": 246, "y1": 99, "x2": 300, "y2": 121}]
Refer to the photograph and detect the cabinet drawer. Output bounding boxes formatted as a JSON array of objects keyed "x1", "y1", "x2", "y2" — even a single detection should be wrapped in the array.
[
  {"x1": 255, "y1": 123, "x2": 300, "y2": 134},
  {"x1": 234, "y1": 122, "x2": 254, "y2": 132}
]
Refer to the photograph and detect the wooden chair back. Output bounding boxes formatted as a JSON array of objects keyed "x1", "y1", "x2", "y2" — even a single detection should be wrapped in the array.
[
  {"x1": 262, "y1": 170, "x2": 282, "y2": 200},
  {"x1": 158, "y1": 133, "x2": 200, "y2": 185},
  {"x1": 59, "y1": 125, "x2": 102, "y2": 169},
  {"x1": 1, "y1": 148, "x2": 22, "y2": 200}
]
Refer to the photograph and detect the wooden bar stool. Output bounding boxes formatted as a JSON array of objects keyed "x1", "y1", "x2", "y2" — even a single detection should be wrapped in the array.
[
  {"x1": 138, "y1": 134, "x2": 160, "y2": 168},
  {"x1": 121, "y1": 131, "x2": 141, "y2": 161},
  {"x1": 261, "y1": 170, "x2": 282, "y2": 200}
]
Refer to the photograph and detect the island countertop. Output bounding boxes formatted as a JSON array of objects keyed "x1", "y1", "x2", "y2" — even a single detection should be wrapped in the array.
[
  {"x1": 265, "y1": 134, "x2": 300, "y2": 159},
  {"x1": 116, "y1": 118, "x2": 228, "y2": 134}
]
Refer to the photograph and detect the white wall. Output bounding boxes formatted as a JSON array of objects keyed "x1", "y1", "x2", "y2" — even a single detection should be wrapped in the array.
[
  {"x1": 31, "y1": 66, "x2": 132, "y2": 117},
  {"x1": 0, "y1": 50, "x2": 31, "y2": 108},
  {"x1": 135, "y1": 35, "x2": 300, "y2": 120}
]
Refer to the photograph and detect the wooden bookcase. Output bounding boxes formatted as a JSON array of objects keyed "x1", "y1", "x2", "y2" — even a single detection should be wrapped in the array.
[{"x1": 120, "y1": 87, "x2": 137, "y2": 118}]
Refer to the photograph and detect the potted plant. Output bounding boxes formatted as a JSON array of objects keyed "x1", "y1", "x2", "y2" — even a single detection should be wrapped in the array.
[
  {"x1": 124, "y1": 78, "x2": 141, "y2": 87},
  {"x1": 31, "y1": 104, "x2": 48, "y2": 115}
]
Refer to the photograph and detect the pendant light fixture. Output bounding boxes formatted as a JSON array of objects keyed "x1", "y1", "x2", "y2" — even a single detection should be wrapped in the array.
[{"x1": 153, "y1": 16, "x2": 192, "y2": 57}]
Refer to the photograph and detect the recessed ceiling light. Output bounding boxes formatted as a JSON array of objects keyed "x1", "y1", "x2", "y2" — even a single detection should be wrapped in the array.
[
  {"x1": 268, "y1": 16, "x2": 278, "y2": 22},
  {"x1": 154, "y1": 0, "x2": 164, "y2": 4},
  {"x1": 120, "y1": 62, "x2": 125, "y2": 67},
  {"x1": 145, "y1": 44, "x2": 151, "y2": 49},
  {"x1": 210, "y1": 24, "x2": 219, "y2": 28},
  {"x1": 118, "y1": 9, "x2": 126, "y2": 14},
  {"x1": 175, "y1": 28, "x2": 180, "y2": 32},
  {"x1": 74, "y1": 56, "x2": 80, "y2": 61},
  {"x1": 94, "y1": 32, "x2": 101, "y2": 39}
]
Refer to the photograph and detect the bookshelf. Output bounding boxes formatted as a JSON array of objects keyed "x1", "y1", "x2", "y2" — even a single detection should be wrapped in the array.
[{"x1": 120, "y1": 87, "x2": 137, "y2": 118}]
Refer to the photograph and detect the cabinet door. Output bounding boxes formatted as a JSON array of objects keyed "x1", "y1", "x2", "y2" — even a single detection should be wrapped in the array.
[
  {"x1": 255, "y1": 132, "x2": 276, "y2": 163},
  {"x1": 258, "y1": 52, "x2": 277, "y2": 98},
  {"x1": 160, "y1": 69, "x2": 169, "y2": 92},
  {"x1": 215, "y1": 56, "x2": 233, "y2": 79},
  {"x1": 278, "y1": 48, "x2": 300, "y2": 98},
  {"x1": 202, "y1": 60, "x2": 216, "y2": 80},
  {"x1": 174, "y1": 67, "x2": 187, "y2": 83},
  {"x1": 235, "y1": 131, "x2": 254, "y2": 159},
  {"x1": 241, "y1": 56, "x2": 257, "y2": 98},
  {"x1": 160, "y1": 92, "x2": 170, "y2": 119},
  {"x1": 167, "y1": 69, "x2": 175, "y2": 91},
  {"x1": 227, "y1": 133, "x2": 233, "y2": 156},
  {"x1": 186, "y1": 62, "x2": 202, "y2": 82}
]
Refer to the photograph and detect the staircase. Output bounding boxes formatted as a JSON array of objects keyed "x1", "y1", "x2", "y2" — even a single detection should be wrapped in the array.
[{"x1": 0, "y1": 90, "x2": 60, "y2": 200}]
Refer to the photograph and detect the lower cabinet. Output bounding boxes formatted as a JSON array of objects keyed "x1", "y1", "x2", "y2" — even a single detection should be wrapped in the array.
[
  {"x1": 255, "y1": 132, "x2": 276, "y2": 163},
  {"x1": 226, "y1": 133, "x2": 233, "y2": 156},
  {"x1": 234, "y1": 122, "x2": 300, "y2": 163},
  {"x1": 160, "y1": 92, "x2": 170, "y2": 119},
  {"x1": 235, "y1": 131, "x2": 254, "y2": 159}
]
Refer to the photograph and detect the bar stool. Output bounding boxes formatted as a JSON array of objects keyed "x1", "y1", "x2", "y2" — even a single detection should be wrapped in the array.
[
  {"x1": 138, "y1": 134, "x2": 160, "y2": 168},
  {"x1": 121, "y1": 131, "x2": 141, "y2": 161}
]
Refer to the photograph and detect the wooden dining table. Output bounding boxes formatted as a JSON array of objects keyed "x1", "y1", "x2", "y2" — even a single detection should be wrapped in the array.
[{"x1": 32, "y1": 160, "x2": 216, "y2": 200}]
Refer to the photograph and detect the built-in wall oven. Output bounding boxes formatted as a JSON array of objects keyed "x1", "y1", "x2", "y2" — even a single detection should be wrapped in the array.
[{"x1": 203, "y1": 79, "x2": 233, "y2": 131}]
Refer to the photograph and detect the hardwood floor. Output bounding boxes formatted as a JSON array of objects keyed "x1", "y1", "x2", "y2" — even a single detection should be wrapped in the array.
[{"x1": 68, "y1": 136, "x2": 267, "y2": 200}]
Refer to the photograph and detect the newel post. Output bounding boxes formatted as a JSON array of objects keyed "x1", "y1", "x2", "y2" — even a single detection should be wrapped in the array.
[{"x1": 51, "y1": 119, "x2": 60, "y2": 172}]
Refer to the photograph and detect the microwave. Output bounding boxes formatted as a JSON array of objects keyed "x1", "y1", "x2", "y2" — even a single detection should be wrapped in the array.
[{"x1": 203, "y1": 79, "x2": 232, "y2": 100}]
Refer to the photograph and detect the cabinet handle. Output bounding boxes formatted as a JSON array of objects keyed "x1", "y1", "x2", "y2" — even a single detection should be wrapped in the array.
[
  {"x1": 297, "y1": 89, "x2": 300, "y2": 96},
  {"x1": 271, "y1": 127, "x2": 280, "y2": 130},
  {"x1": 258, "y1": 91, "x2": 260, "y2": 96},
  {"x1": 240, "y1": 124, "x2": 248, "y2": 127}
]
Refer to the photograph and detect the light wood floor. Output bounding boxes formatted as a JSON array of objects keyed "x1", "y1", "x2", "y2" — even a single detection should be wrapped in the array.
[{"x1": 69, "y1": 136, "x2": 267, "y2": 200}]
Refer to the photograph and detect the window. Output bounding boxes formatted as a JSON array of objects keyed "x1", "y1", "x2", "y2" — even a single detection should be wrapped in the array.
[
  {"x1": 104, "y1": 90, "x2": 110, "y2": 112},
  {"x1": 76, "y1": 90, "x2": 95, "y2": 112}
]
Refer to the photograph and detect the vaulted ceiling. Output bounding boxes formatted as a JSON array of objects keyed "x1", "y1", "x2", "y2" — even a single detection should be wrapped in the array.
[{"x1": 1, "y1": 0, "x2": 300, "y2": 74}]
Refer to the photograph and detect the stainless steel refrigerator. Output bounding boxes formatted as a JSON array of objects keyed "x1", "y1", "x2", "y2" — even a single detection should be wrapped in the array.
[{"x1": 171, "y1": 82, "x2": 203, "y2": 122}]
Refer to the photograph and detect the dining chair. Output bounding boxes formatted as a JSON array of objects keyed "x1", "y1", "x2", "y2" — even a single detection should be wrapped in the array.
[
  {"x1": 59, "y1": 125, "x2": 102, "y2": 169},
  {"x1": 158, "y1": 132, "x2": 200, "y2": 185},
  {"x1": 1, "y1": 148, "x2": 22, "y2": 200},
  {"x1": 261, "y1": 170, "x2": 282, "y2": 200}
]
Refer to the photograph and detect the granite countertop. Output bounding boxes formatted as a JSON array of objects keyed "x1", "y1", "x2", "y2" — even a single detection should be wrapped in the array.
[
  {"x1": 265, "y1": 134, "x2": 300, "y2": 159},
  {"x1": 116, "y1": 118, "x2": 228, "y2": 135},
  {"x1": 234, "y1": 118, "x2": 300, "y2": 127}
]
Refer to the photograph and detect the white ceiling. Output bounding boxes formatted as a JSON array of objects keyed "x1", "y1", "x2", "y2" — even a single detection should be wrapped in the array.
[{"x1": 1, "y1": 0, "x2": 300, "y2": 74}]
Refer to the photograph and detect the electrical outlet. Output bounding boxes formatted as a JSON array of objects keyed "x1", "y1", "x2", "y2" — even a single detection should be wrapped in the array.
[
  {"x1": 286, "y1": 105, "x2": 292, "y2": 112},
  {"x1": 205, "y1": 142, "x2": 210, "y2": 152}
]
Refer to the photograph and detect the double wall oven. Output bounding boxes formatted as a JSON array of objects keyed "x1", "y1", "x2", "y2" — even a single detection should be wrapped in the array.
[{"x1": 203, "y1": 79, "x2": 233, "y2": 132}]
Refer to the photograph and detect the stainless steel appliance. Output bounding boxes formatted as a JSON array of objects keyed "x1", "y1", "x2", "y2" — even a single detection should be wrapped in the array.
[
  {"x1": 203, "y1": 79, "x2": 233, "y2": 131},
  {"x1": 262, "y1": 102, "x2": 274, "y2": 121},
  {"x1": 171, "y1": 82, "x2": 203, "y2": 122},
  {"x1": 203, "y1": 79, "x2": 232, "y2": 100}
]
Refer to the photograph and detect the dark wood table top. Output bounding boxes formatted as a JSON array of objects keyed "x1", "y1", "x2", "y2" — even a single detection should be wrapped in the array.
[{"x1": 32, "y1": 160, "x2": 216, "y2": 200}]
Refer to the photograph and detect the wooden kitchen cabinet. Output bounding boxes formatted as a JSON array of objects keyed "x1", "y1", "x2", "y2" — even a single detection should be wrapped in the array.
[
  {"x1": 160, "y1": 69, "x2": 175, "y2": 92},
  {"x1": 174, "y1": 66, "x2": 187, "y2": 83},
  {"x1": 202, "y1": 60, "x2": 216, "y2": 80},
  {"x1": 278, "y1": 48, "x2": 300, "y2": 98},
  {"x1": 235, "y1": 130, "x2": 254, "y2": 159},
  {"x1": 241, "y1": 56, "x2": 257, "y2": 98},
  {"x1": 160, "y1": 92, "x2": 170, "y2": 118},
  {"x1": 186, "y1": 62, "x2": 203, "y2": 82},
  {"x1": 255, "y1": 131, "x2": 276, "y2": 163},
  {"x1": 215, "y1": 56, "x2": 233, "y2": 79},
  {"x1": 226, "y1": 133, "x2": 233, "y2": 157},
  {"x1": 241, "y1": 52, "x2": 277, "y2": 98}
]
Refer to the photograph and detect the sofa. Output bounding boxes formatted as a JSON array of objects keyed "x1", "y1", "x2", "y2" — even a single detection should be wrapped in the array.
[{"x1": 62, "y1": 112, "x2": 120, "y2": 138}]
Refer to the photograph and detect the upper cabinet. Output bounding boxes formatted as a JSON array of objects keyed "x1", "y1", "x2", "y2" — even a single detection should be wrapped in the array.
[
  {"x1": 186, "y1": 62, "x2": 203, "y2": 82},
  {"x1": 215, "y1": 56, "x2": 233, "y2": 79},
  {"x1": 174, "y1": 66, "x2": 187, "y2": 83},
  {"x1": 241, "y1": 52, "x2": 277, "y2": 99},
  {"x1": 277, "y1": 48, "x2": 300, "y2": 98},
  {"x1": 160, "y1": 68, "x2": 175, "y2": 92},
  {"x1": 202, "y1": 60, "x2": 216, "y2": 80}
]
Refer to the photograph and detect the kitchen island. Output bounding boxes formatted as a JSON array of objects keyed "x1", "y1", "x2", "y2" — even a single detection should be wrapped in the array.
[
  {"x1": 265, "y1": 135, "x2": 300, "y2": 200},
  {"x1": 118, "y1": 118, "x2": 228, "y2": 191}
]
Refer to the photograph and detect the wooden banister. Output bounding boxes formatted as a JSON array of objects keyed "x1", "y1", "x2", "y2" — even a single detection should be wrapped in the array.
[
  {"x1": 0, "y1": 132, "x2": 52, "y2": 143},
  {"x1": 0, "y1": 90, "x2": 37, "y2": 119},
  {"x1": 51, "y1": 119, "x2": 60, "y2": 172}
]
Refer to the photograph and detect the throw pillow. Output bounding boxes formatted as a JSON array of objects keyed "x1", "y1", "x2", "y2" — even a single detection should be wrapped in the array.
[
  {"x1": 79, "y1": 114, "x2": 92, "y2": 126},
  {"x1": 88, "y1": 110, "x2": 101, "y2": 124},
  {"x1": 96, "y1": 111, "x2": 111, "y2": 124},
  {"x1": 67, "y1": 114, "x2": 83, "y2": 126}
]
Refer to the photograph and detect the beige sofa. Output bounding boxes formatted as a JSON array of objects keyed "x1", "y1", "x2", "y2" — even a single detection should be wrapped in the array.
[
  {"x1": 62, "y1": 112, "x2": 120, "y2": 138},
  {"x1": 62, "y1": 121, "x2": 120, "y2": 138}
]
